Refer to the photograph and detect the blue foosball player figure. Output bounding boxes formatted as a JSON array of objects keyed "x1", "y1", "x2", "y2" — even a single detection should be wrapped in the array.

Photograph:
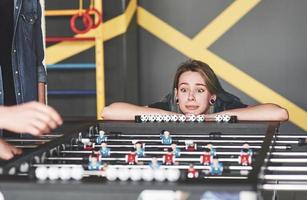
[
  {"x1": 149, "y1": 157, "x2": 161, "y2": 169},
  {"x1": 88, "y1": 153, "x2": 102, "y2": 170},
  {"x1": 171, "y1": 142, "x2": 181, "y2": 158},
  {"x1": 98, "y1": 142, "x2": 111, "y2": 157},
  {"x1": 96, "y1": 130, "x2": 108, "y2": 144},
  {"x1": 210, "y1": 158, "x2": 223, "y2": 175},
  {"x1": 160, "y1": 130, "x2": 172, "y2": 145},
  {"x1": 134, "y1": 141, "x2": 145, "y2": 157}
]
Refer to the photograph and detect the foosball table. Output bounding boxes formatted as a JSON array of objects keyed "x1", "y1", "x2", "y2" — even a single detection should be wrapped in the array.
[{"x1": 1, "y1": 118, "x2": 307, "y2": 200}]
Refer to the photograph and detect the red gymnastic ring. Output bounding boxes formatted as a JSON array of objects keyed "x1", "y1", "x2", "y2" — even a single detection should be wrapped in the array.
[
  {"x1": 83, "y1": 8, "x2": 102, "y2": 29},
  {"x1": 70, "y1": 12, "x2": 93, "y2": 34}
]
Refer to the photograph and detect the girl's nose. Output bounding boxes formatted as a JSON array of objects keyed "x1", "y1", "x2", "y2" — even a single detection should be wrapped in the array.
[{"x1": 188, "y1": 91, "x2": 195, "y2": 101}]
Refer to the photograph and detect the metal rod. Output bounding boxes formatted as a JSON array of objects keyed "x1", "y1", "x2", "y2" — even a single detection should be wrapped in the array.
[
  {"x1": 60, "y1": 150, "x2": 248, "y2": 156},
  {"x1": 48, "y1": 90, "x2": 96, "y2": 95},
  {"x1": 264, "y1": 175, "x2": 307, "y2": 180},
  {"x1": 110, "y1": 138, "x2": 299, "y2": 144},
  {"x1": 93, "y1": 138, "x2": 297, "y2": 144},
  {"x1": 46, "y1": 157, "x2": 239, "y2": 162},
  {"x1": 261, "y1": 184, "x2": 307, "y2": 191},
  {"x1": 46, "y1": 37, "x2": 95, "y2": 42},
  {"x1": 271, "y1": 152, "x2": 307, "y2": 156},
  {"x1": 14, "y1": 145, "x2": 38, "y2": 148},
  {"x1": 203, "y1": 176, "x2": 248, "y2": 180},
  {"x1": 39, "y1": 134, "x2": 63, "y2": 138},
  {"x1": 267, "y1": 158, "x2": 307, "y2": 163},
  {"x1": 47, "y1": 63, "x2": 95, "y2": 70},
  {"x1": 45, "y1": 9, "x2": 87, "y2": 16},
  {"x1": 267, "y1": 166, "x2": 307, "y2": 172},
  {"x1": 32, "y1": 163, "x2": 251, "y2": 170},
  {"x1": 6, "y1": 139, "x2": 51, "y2": 142},
  {"x1": 71, "y1": 144, "x2": 290, "y2": 150},
  {"x1": 106, "y1": 134, "x2": 307, "y2": 139}
]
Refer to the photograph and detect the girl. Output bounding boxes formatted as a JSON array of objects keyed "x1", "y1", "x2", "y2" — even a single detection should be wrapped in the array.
[{"x1": 102, "y1": 59, "x2": 288, "y2": 121}]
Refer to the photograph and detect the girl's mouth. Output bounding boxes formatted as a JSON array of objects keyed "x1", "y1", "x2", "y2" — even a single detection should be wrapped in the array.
[{"x1": 185, "y1": 105, "x2": 199, "y2": 110}]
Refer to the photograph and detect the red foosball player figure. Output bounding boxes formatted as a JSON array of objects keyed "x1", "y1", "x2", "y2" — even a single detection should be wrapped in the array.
[
  {"x1": 125, "y1": 150, "x2": 138, "y2": 165},
  {"x1": 185, "y1": 140, "x2": 197, "y2": 151},
  {"x1": 82, "y1": 139, "x2": 95, "y2": 150},
  {"x1": 238, "y1": 143, "x2": 253, "y2": 166},
  {"x1": 187, "y1": 164, "x2": 199, "y2": 179},
  {"x1": 163, "y1": 149, "x2": 175, "y2": 165},
  {"x1": 200, "y1": 149, "x2": 213, "y2": 165},
  {"x1": 200, "y1": 143, "x2": 216, "y2": 165}
]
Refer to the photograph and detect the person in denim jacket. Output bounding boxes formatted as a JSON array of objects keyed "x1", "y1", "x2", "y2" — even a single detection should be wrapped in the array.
[
  {"x1": 0, "y1": 0, "x2": 46, "y2": 138},
  {"x1": 0, "y1": 0, "x2": 46, "y2": 107}
]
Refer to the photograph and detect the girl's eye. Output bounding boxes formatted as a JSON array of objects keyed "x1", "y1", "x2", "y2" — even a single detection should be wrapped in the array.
[
  {"x1": 197, "y1": 88, "x2": 205, "y2": 93},
  {"x1": 180, "y1": 88, "x2": 187, "y2": 93}
]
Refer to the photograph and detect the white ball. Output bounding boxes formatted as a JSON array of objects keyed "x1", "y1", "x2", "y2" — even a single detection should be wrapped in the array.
[
  {"x1": 215, "y1": 115, "x2": 223, "y2": 122},
  {"x1": 8, "y1": 167, "x2": 16, "y2": 175},
  {"x1": 19, "y1": 162, "x2": 29, "y2": 173},
  {"x1": 163, "y1": 115, "x2": 171, "y2": 122},
  {"x1": 222, "y1": 114, "x2": 231, "y2": 122},
  {"x1": 71, "y1": 166, "x2": 84, "y2": 181},
  {"x1": 196, "y1": 115, "x2": 205, "y2": 122},
  {"x1": 170, "y1": 115, "x2": 178, "y2": 122},
  {"x1": 140, "y1": 115, "x2": 148, "y2": 122},
  {"x1": 130, "y1": 168, "x2": 142, "y2": 181},
  {"x1": 155, "y1": 115, "x2": 163, "y2": 122},
  {"x1": 47, "y1": 166, "x2": 59, "y2": 180},
  {"x1": 148, "y1": 115, "x2": 156, "y2": 122},
  {"x1": 178, "y1": 115, "x2": 186, "y2": 122},
  {"x1": 0, "y1": 192, "x2": 4, "y2": 200},
  {"x1": 187, "y1": 172, "x2": 194, "y2": 179},
  {"x1": 186, "y1": 114, "x2": 196, "y2": 122},
  {"x1": 106, "y1": 167, "x2": 118, "y2": 181},
  {"x1": 117, "y1": 168, "x2": 130, "y2": 181},
  {"x1": 35, "y1": 166, "x2": 48, "y2": 181},
  {"x1": 59, "y1": 167, "x2": 71, "y2": 181},
  {"x1": 166, "y1": 169, "x2": 180, "y2": 182},
  {"x1": 142, "y1": 168, "x2": 154, "y2": 181},
  {"x1": 154, "y1": 169, "x2": 166, "y2": 182}
]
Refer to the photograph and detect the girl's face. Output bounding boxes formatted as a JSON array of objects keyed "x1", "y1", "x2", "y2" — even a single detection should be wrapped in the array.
[{"x1": 175, "y1": 71, "x2": 215, "y2": 115}]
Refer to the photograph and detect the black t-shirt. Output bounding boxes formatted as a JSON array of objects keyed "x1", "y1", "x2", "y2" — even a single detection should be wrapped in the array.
[
  {"x1": 148, "y1": 91, "x2": 248, "y2": 113},
  {"x1": 0, "y1": 0, "x2": 16, "y2": 105}
]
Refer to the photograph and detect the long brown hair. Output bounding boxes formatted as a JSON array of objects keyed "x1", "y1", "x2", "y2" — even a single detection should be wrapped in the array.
[
  {"x1": 172, "y1": 59, "x2": 224, "y2": 95},
  {"x1": 164, "y1": 59, "x2": 225, "y2": 113}
]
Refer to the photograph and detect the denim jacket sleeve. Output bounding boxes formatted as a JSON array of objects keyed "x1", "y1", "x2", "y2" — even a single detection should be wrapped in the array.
[{"x1": 35, "y1": 0, "x2": 46, "y2": 83}]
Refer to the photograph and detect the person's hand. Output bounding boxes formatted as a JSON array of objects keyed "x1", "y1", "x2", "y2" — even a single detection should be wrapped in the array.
[
  {"x1": 0, "y1": 101, "x2": 63, "y2": 136},
  {"x1": 0, "y1": 139, "x2": 22, "y2": 160}
]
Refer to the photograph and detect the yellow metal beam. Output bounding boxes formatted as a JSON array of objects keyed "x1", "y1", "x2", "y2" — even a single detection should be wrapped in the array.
[
  {"x1": 45, "y1": 9, "x2": 85, "y2": 16},
  {"x1": 46, "y1": 0, "x2": 137, "y2": 65},
  {"x1": 94, "y1": 0, "x2": 104, "y2": 119},
  {"x1": 193, "y1": 0, "x2": 260, "y2": 48}
]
